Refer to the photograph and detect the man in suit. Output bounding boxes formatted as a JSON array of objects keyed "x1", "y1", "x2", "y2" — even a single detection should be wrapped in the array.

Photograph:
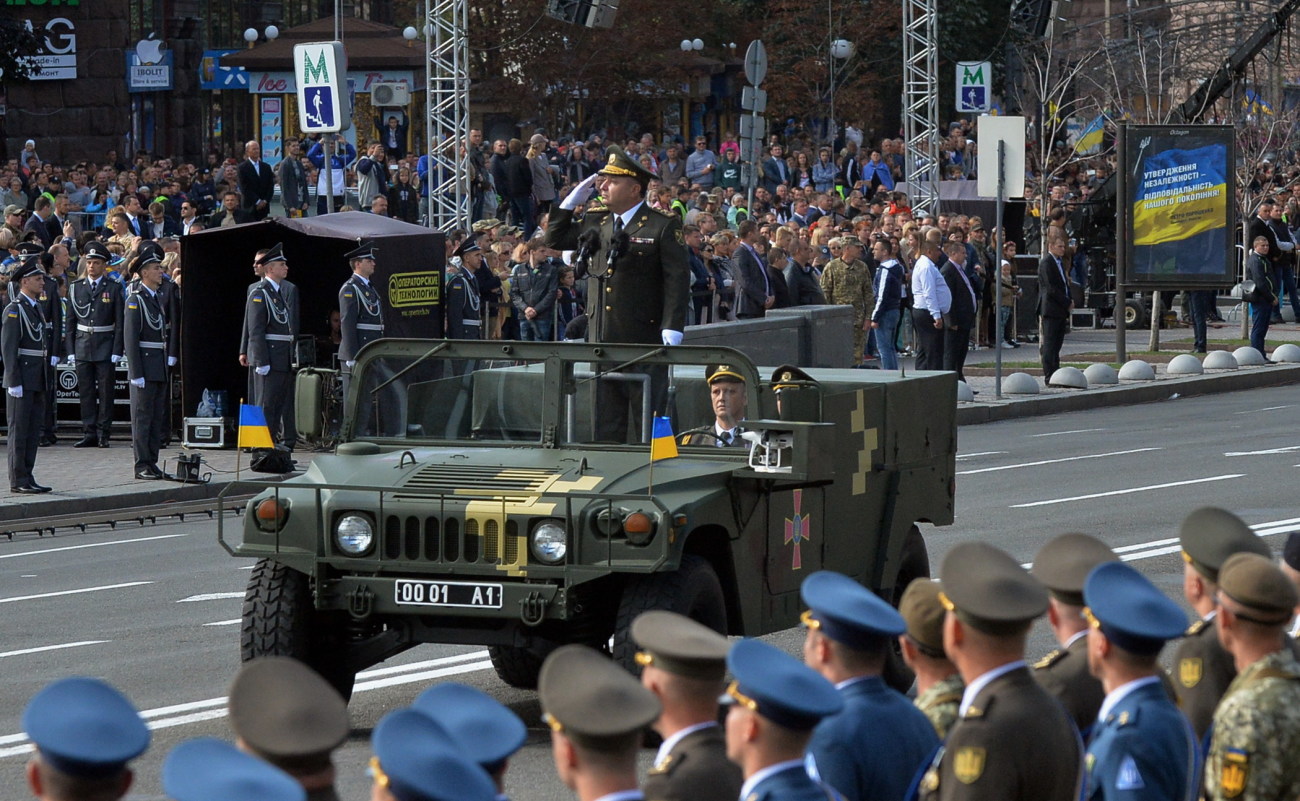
[
  {"x1": 634, "y1": 611, "x2": 742, "y2": 801},
  {"x1": 276, "y1": 139, "x2": 310, "y2": 218},
  {"x1": 733, "y1": 220, "x2": 773, "y2": 319},
  {"x1": 238, "y1": 140, "x2": 276, "y2": 221},
  {"x1": 1037, "y1": 234, "x2": 1071, "y2": 381},
  {"x1": 144, "y1": 201, "x2": 180, "y2": 239},
  {"x1": 243, "y1": 243, "x2": 298, "y2": 449},
  {"x1": 3, "y1": 257, "x2": 54, "y2": 493},
  {"x1": 762, "y1": 144, "x2": 791, "y2": 196},
  {"x1": 911, "y1": 238, "x2": 951, "y2": 371},
  {"x1": 375, "y1": 113, "x2": 410, "y2": 161},
  {"x1": 209, "y1": 191, "x2": 252, "y2": 228},
  {"x1": 1246, "y1": 235, "x2": 1278, "y2": 356},
  {"x1": 123, "y1": 247, "x2": 172, "y2": 480},
  {"x1": 941, "y1": 241, "x2": 979, "y2": 382},
  {"x1": 918, "y1": 542, "x2": 1082, "y2": 800},
  {"x1": 23, "y1": 196, "x2": 54, "y2": 248},
  {"x1": 46, "y1": 194, "x2": 80, "y2": 244},
  {"x1": 119, "y1": 194, "x2": 147, "y2": 238},
  {"x1": 66, "y1": 241, "x2": 124, "y2": 449}
]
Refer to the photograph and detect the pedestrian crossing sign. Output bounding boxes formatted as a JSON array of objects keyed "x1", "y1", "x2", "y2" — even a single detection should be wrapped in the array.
[
  {"x1": 293, "y1": 41, "x2": 347, "y2": 133},
  {"x1": 956, "y1": 61, "x2": 991, "y2": 113}
]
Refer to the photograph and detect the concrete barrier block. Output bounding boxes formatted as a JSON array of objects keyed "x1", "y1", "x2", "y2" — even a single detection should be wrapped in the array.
[
  {"x1": 1202, "y1": 350, "x2": 1238, "y2": 370},
  {"x1": 1271, "y1": 343, "x2": 1300, "y2": 363},
  {"x1": 1118, "y1": 360, "x2": 1156, "y2": 380},
  {"x1": 1048, "y1": 366, "x2": 1088, "y2": 388},
  {"x1": 1083, "y1": 363, "x2": 1119, "y2": 385},
  {"x1": 1166, "y1": 354, "x2": 1205, "y2": 375},
  {"x1": 1003, "y1": 372, "x2": 1040, "y2": 394},
  {"x1": 1233, "y1": 346, "x2": 1267, "y2": 366},
  {"x1": 956, "y1": 381, "x2": 975, "y2": 402}
]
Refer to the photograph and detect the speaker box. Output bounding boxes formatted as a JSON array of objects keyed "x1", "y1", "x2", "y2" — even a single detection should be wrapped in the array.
[
  {"x1": 545, "y1": 0, "x2": 618, "y2": 27},
  {"x1": 1015, "y1": 275, "x2": 1040, "y2": 342}
]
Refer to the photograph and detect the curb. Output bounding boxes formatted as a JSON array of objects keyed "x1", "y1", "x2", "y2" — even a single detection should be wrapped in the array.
[{"x1": 0, "y1": 480, "x2": 234, "y2": 526}]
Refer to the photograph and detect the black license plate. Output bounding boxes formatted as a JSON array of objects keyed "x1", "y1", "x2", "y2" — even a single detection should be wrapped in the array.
[{"x1": 394, "y1": 579, "x2": 503, "y2": 608}]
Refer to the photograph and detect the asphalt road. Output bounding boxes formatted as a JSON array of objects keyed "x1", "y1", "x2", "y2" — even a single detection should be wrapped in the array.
[{"x1": 1, "y1": 384, "x2": 1297, "y2": 801}]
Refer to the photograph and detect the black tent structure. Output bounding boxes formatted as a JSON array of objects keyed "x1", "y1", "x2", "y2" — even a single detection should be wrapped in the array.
[{"x1": 179, "y1": 212, "x2": 444, "y2": 417}]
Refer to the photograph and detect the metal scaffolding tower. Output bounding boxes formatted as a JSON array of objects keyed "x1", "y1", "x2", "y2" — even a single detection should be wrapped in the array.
[
  {"x1": 425, "y1": 0, "x2": 471, "y2": 231},
  {"x1": 902, "y1": 0, "x2": 939, "y2": 216}
]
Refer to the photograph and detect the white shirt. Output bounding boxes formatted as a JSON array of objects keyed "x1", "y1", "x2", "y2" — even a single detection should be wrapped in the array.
[
  {"x1": 612, "y1": 200, "x2": 645, "y2": 230},
  {"x1": 741, "y1": 760, "x2": 805, "y2": 801},
  {"x1": 1063, "y1": 628, "x2": 1087, "y2": 649},
  {"x1": 1096, "y1": 675, "x2": 1161, "y2": 724},
  {"x1": 911, "y1": 255, "x2": 951, "y2": 320},
  {"x1": 714, "y1": 422, "x2": 743, "y2": 447},
  {"x1": 653, "y1": 721, "x2": 717, "y2": 768},
  {"x1": 958, "y1": 660, "x2": 1026, "y2": 717}
]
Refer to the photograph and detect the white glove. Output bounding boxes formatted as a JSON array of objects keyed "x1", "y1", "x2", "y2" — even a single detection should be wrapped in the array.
[
  {"x1": 130, "y1": 377, "x2": 145, "y2": 388},
  {"x1": 346, "y1": 360, "x2": 356, "y2": 368},
  {"x1": 50, "y1": 355, "x2": 59, "y2": 367},
  {"x1": 7, "y1": 386, "x2": 21, "y2": 398},
  {"x1": 559, "y1": 173, "x2": 599, "y2": 211},
  {"x1": 255, "y1": 365, "x2": 270, "y2": 376},
  {"x1": 661, "y1": 329, "x2": 683, "y2": 346},
  {"x1": 110, "y1": 354, "x2": 122, "y2": 364},
  {"x1": 66, "y1": 355, "x2": 75, "y2": 368},
  {"x1": 167, "y1": 356, "x2": 177, "y2": 367}
]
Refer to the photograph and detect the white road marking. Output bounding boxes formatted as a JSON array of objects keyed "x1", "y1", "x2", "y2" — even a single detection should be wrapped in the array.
[
  {"x1": 177, "y1": 592, "x2": 244, "y2": 603},
  {"x1": 1010, "y1": 474, "x2": 1244, "y2": 508},
  {"x1": 0, "y1": 581, "x2": 153, "y2": 605},
  {"x1": 1234, "y1": 405, "x2": 1292, "y2": 414},
  {"x1": 1030, "y1": 428, "x2": 1106, "y2": 437},
  {"x1": 0, "y1": 641, "x2": 108, "y2": 659},
  {"x1": 202, "y1": 619, "x2": 241, "y2": 627},
  {"x1": 959, "y1": 448, "x2": 1160, "y2": 475},
  {"x1": 0, "y1": 533, "x2": 187, "y2": 560},
  {"x1": 1020, "y1": 517, "x2": 1300, "y2": 568},
  {"x1": 1224, "y1": 446, "x2": 1300, "y2": 456},
  {"x1": 955, "y1": 451, "x2": 1008, "y2": 460},
  {"x1": 0, "y1": 651, "x2": 493, "y2": 758}
]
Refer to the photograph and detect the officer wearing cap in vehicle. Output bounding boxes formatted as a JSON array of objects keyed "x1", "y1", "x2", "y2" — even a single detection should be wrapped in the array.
[
  {"x1": 412, "y1": 682, "x2": 527, "y2": 801},
  {"x1": 681, "y1": 364, "x2": 748, "y2": 447},
  {"x1": 66, "y1": 240, "x2": 123, "y2": 449},
  {"x1": 632, "y1": 610, "x2": 742, "y2": 801},
  {"x1": 4, "y1": 256, "x2": 54, "y2": 493},
  {"x1": 22, "y1": 676, "x2": 150, "y2": 800}
]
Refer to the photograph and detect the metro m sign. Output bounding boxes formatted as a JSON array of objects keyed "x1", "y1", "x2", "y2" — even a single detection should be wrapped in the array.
[{"x1": 293, "y1": 41, "x2": 347, "y2": 133}]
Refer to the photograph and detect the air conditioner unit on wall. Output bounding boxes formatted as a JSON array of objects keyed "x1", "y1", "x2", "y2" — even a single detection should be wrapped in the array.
[{"x1": 371, "y1": 82, "x2": 411, "y2": 106}]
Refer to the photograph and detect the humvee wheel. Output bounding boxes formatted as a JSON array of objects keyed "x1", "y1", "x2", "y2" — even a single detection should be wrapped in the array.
[
  {"x1": 611, "y1": 554, "x2": 727, "y2": 675},
  {"x1": 883, "y1": 525, "x2": 931, "y2": 692},
  {"x1": 488, "y1": 643, "x2": 555, "y2": 689},
  {"x1": 241, "y1": 559, "x2": 358, "y2": 701}
]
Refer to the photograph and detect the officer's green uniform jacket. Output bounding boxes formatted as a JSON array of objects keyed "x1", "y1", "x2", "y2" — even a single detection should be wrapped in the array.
[
  {"x1": 1204, "y1": 649, "x2": 1300, "y2": 801},
  {"x1": 1034, "y1": 633, "x2": 1106, "y2": 737},
  {"x1": 643, "y1": 723, "x2": 740, "y2": 801},
  {"x1": 1172, "y1": 615, "x2": 1236, "y2": 740}
]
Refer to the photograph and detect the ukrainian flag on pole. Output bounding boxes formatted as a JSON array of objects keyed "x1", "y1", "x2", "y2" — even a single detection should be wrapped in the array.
[
  {"x1": 1075, "y1": 116, "x2": 1105, "y2": 155},
  {"x1": 238, "y1": 404, "x2": 275, "y2": 449},
  {"x1": 650, "y1": 416, "x2": 678, "y2": 461},
  {"x1": 1243, "y1": 89, "x2": 1274, "y2": 116}
]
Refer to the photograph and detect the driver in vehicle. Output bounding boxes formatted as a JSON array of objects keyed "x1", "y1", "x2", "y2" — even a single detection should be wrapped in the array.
[{"x1": 682, "y1": 364, "x2": 748, "y2": 447}]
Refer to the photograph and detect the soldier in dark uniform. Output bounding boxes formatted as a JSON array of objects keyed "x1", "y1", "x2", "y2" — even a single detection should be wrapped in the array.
[
  {"x1": 680, "y1": 364, "x2": 748, "y2": 447},
  {"x1": 4, "y1": 257, "x2": 53, "y2": 493},
  {"x1": 13, "y1": 242, "x2": 65, "y2": 447},
  {"x1": 800, "y1": 570, "x2": 939, "y2": 801},
  {"x1": 367, "y1": 706, "x2": 496, "y2": 801},
  {"x1": 123, "y1": 246, "x2": 171, "y2": 480},
  {"x1": 239, "y1": 251, "x2": 268, "y2": 405},
  {"x1": 445, "y1": 239, "x2": 485, "y2": 340},
  {"x1": 413, "y1": 683, "x2": 527, "y2": 801},
  {"x1": 539, "y1": 644, "x2": 661, "y2": 801},
  {"x1": 631, "y1": 611, "x2": 742, "y2": 801},
  {"x1": 163, "y1": 738, "x2": 305, "y2": 801},
  {"x1": 1172, "y1": 506, "x2": 1272, "y2": 739},
  {"x1": 899, "y1": 578, "x2": 965, "y2": 739},
  {"x1": 918, "y1": 542, "x2": 1081, "y2": 801},
  {"x1": 66, "y1": 240, "x2": 123, "y2": 449},
  {"x1": 22, "y1": 676, "x2": 150, "y2": 801},
  {"x1": 338, "y1": 240, "x2": 387, "y2": 434},
  {"x1": 244, "y1": 243, "x2": 298, "y2": 449},
  {"x1": 1081, "y1": 562, "x2": 1196, "y2": 801},
  {"x1": 721, "y1": 638, "x2": 845, "y2": 801},
  {"x1": 227, "y1": 657, "x2": 350, "y2": 801},
  {"x1": 1030, "y1": 532, "x2": 1118, "y2": 738}
]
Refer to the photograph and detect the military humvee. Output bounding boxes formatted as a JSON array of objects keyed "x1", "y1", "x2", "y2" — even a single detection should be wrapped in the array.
[{"x1": 219, "y1": 340, "x2": 956, "y2": 697}]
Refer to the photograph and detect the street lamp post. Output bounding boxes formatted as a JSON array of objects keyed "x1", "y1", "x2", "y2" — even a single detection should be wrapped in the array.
[{"x1": 828, "y1": 38, "x2": 855, "y2": 148}]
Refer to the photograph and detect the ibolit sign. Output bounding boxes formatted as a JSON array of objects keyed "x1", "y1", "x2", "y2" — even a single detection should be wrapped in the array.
[{"x1": 127, "y1": 36, "x2": 173, "y2": 92}]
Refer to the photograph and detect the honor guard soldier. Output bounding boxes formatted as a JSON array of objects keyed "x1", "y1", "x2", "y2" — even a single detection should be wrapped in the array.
[
  {"x1": 66, "y1": 240, "x2": 123, "y2": 449},
  {"x1": 1081, "y1": 562, "x2": 1197, "y2": 801},
  {"x1": 445, "y1": 239, "x2": 484, "y2": 339},
  {"x1": 1173, "y1": 506, "x2": 1272, "y2": 739},
  {"x1": 919, "y1": 542, "x2": 1082, "y2": 801},
  {"x1": 368, "y1": 707, "x2": 497, "y2": 801},
  {"x1": 123, "y1": 246, "x2": 172, "y2": 480},
  {"x1": 339, "y1": 240, "x2": 386, "y2": 432},
  {"x1": 539, "y1": 644, "x2": 661, "y2": 801},
  {"x1": 13, "y1": 242, "x2": 65, "y2": 447},
  {"x1": 631, "y1": 611, "x2": 742, "y2": 801},
  {"x1": 412, "y1": 683, "x2": 527, "y2": 801},
  {"x1": 1031, "y1": 532, "x2": 1119, "y2": 737},
  {"x1": 227, "y1": 657, "x2": 350, "y2": 801},
  {"x1": 163, "y1": 738, "x2": 304, "y2": 801},
  {"x1": 1203, "y1": 553, "x2": 1300, "y2": 801},
  {"x1": 801, "y1": 571, "x2": 939, "y2": 801},
  {"x1": 244, "y1": 243, "x2": 298, "y2": 448},
  {"x1": 721, "y1": 638, "x2": 846, "y2": 801},
  {"x1": 899, "y1": 578, "x2": 966, "y2": 739},
  {"x1": 23, "y1": 677, "x2": 150, "y2": 801},
  {"x1": 4, "y1": 257, "x2": 54, "y2": 493}
]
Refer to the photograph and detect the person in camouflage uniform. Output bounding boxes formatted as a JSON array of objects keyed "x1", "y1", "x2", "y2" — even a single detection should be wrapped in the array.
[
  {"x1": 1205, "y1": 553, "x2": 1300, "y2": 801},
  {"x1": 820, "y1": 236, "x2": 875, "y2": 366},
  {"x1": 898, "y1": 578, "x2": 965, "y2": 739}
]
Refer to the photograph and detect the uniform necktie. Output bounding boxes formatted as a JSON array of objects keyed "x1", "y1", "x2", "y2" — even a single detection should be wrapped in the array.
[
  {"x1": 612, "y1": 214, "x2": 623, "y2": 236},
  {"x1": 719, "y1": 430, "x2": 732, "y2": 447}
]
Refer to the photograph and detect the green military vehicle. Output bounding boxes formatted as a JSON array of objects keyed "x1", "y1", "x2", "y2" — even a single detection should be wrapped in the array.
[{"x1": 219, "y1": 340, "x2": 956, "y2": 697}]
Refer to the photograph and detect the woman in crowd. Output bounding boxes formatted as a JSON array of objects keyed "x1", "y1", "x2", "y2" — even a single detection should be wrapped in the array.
[
  {"x1": 387, "y1": 166, "x2": 420, "y2": 223},
  {"x1": 812, "y1": 149, "x2": 838, "y2": 194}
]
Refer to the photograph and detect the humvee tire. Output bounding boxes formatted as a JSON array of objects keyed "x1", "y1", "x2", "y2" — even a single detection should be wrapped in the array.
[
  {"x1": 883, "y1": 525, "x2": 931, "y2": 691},
  {"x1": 611, "y1": 554, "x2": 727, "y2": 675},
  {"x1": 241, "y1": 559, "x2": 358, "y2": 701},
  {"x1": 488, "y1": 643, "x2": 555, "y2": 690}
]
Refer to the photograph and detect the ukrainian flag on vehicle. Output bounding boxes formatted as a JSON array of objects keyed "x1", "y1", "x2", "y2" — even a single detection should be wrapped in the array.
[{"x1": 238, "y1": 404, "x2": 275, "y2": 449}]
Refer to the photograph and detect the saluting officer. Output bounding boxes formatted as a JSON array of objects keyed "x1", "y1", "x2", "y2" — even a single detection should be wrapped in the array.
[
  {"x1": 445, "y1": 239, "x2": 484, "y2": 339},
  {"x1": 163, "y1": 738, "x2": 304, "y2": 801},
  {"x1": 4, "y1": 256, "x2": 53, "y2": 493},
  {"x1": 1030, "y1": 532, "x2": 1118, "y2": 737},
  {"x1": 123, "y1": 245, "x2": 172, "y2": 480},
  {"x1": 339, "y1": 240, "x2": 386, "y2": 431},
  {"x1": 244, "y1": 243, "x2": 298, "y2": 448},
  {"x1": 1082, "y1": 562, "x2": 1197, "y2": 801},
  {"x1": 23, "y1": 677, "x2": 150, "y2": 801},
  {"x1": 367, "y1": 707, "x2": 496, "y2": 801},
  {"x1": 632, "y1": 611, "x2": 742, "y2": 801},
  {"x1": 919, "y1": 542, "x2": 1082, "y2": 801},
  {"x1": 412, "y1": 683, "x2": 527, "y2": 801},
  {"x1": 1172, "y1": 506, "x2": 1272, "y2": 739},
  {"x1": 899, "y1": 578, "x2": 965, "y2": 739},
  {"x1": 66, "y1": 240, "x2": 123, "y2": 449},
  {"x1": 801, "y1": 570, "x2": 939, "y2": 801}
]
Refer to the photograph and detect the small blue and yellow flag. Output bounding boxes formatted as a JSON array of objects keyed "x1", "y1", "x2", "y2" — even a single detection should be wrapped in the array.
[
  {"x1": 1243, "y1": 89, "x2": 1274, "y2": 116},
  {"x1": 238, "y1": 404, "x2": 275, "y2": 449},
  {"x1": 650, "y1": 416, "x2": 678, "y2": 461},
  {"x1": 1075, "y1": 115, "x2": 1105, "y2": 155}
]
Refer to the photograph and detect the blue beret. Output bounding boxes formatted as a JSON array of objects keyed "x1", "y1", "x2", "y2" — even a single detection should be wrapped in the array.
[
  {"x1": 722, "y1": 639, "x2": 842, "y2": 730},
  {"x1": 412, "y1": 683, "x2": 526, "y2": 771},
  {"x1": 372, "y1": 708, "x2": 496, "y2": 801},
  {"x1": 1084, "y1": 562, "x2": 1187, "y2": 655},
  {"x1": 23, "y1": 677, "x2": 149, "y2": 778},
  {"x1": 801, "y1": 570, "x2": 905, "y2": 648},
  {"x1": 163, "y1": 738, "x2": 304, "y2": 801}
]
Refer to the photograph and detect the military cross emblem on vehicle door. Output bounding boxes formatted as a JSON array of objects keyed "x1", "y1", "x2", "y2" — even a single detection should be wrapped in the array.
[{"x1": 784, "y1": 489, "x2": 810, "y2": 569}]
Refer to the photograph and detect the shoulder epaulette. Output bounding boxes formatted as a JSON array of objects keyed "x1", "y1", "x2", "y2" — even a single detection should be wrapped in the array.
[
  {"x1": 1034, "y1": 649, "x2": 1066, "y2": 670},
  {"x1": 1186, "y1": 619, "x2": 1207, "y2": 636}
]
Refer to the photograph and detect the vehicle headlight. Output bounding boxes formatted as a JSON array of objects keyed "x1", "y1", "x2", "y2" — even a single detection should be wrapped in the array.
[
  {"x1": 335, "y1": 514, "x2": 374, "y2": 555},
  {"x1": 530, "y1": 521, "x2": 567, "y2": 564}
]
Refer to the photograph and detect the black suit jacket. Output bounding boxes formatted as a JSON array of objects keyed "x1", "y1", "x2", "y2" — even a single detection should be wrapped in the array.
[
  {"x1": 238, "y1": 160, "x2": 276, "y2": 218},
  {"x1": 1037, "y1": 254, "x2": 1071, "y2": 319},
  {"x1": 941, "y1": 261, "x2": 977, "y2": 329},
  {"x1": 732, "y1": 244, "x2": 769, "y2": 317},
  {"x1": 1248, "y1": 215, "x2": 1280, "y2": 265}
]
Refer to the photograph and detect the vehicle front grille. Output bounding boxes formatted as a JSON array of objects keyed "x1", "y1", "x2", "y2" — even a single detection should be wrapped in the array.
[{"x1": 383, "y1": 514, "x2": 524, "y2": 568}]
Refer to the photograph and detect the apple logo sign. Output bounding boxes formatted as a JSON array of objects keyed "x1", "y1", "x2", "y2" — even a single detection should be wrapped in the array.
[{"x1": 136, "y1": 35, "x2": 165, "y2": 66}]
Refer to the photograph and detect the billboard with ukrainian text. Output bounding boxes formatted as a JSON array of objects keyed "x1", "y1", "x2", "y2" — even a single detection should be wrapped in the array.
[{"x1": 1121, "y1": 125, "x2": 1235, "y2": 288}]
